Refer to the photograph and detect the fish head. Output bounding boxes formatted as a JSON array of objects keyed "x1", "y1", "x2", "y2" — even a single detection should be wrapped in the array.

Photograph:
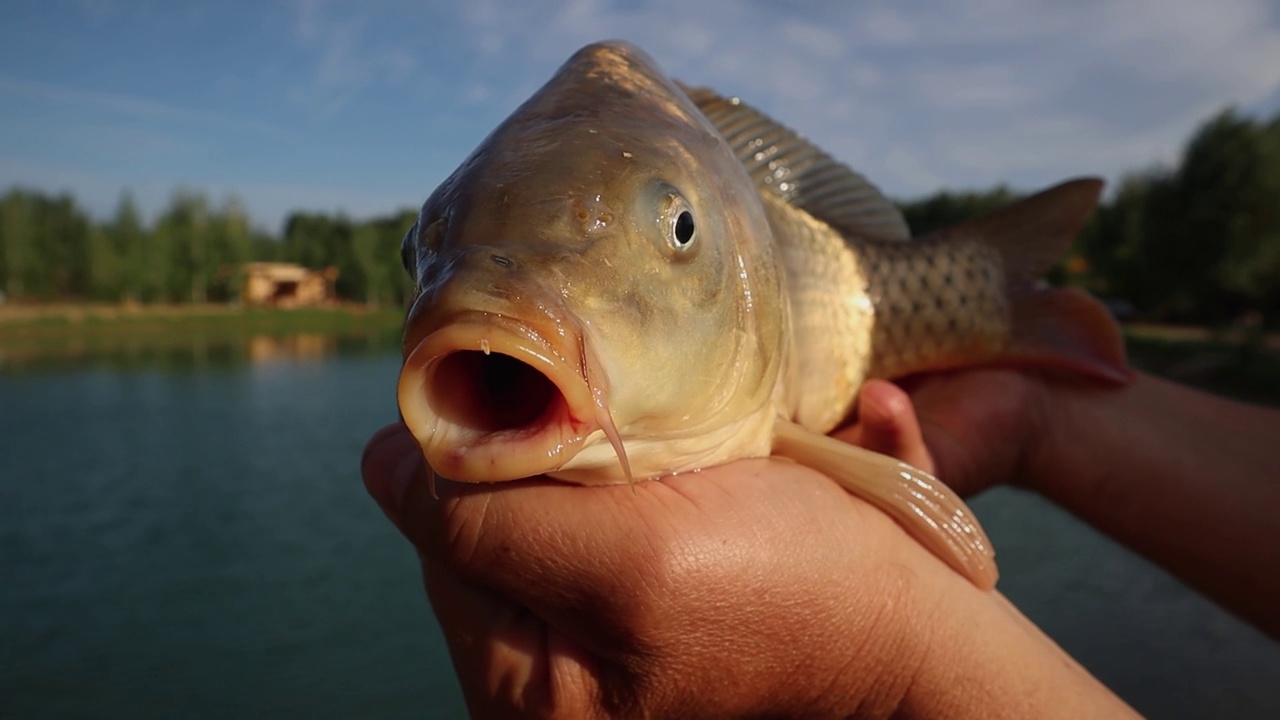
[{"x1": 397, "y1": 41, "x2": 785, "y2": 484}]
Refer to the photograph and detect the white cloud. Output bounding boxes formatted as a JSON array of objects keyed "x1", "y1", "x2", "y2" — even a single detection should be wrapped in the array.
[
  {"x1": 440, "y1": 0, "x2": 1280, "y2": 198},
  {"x1": 779, "y1": 20, "x2": 845, "y2": 61},
  {"x1": 0, "y1": 74, "x2": 288, "y2": 138},
  {"x1": 909, "y1": 64, "x2": 1042, "y2": 111},
  {"x1": 882, "y1": 145, "x2": 947, "y2": 191},
  {"x1": 287, "y1": 0, "x2": 419, "y2": 116}
]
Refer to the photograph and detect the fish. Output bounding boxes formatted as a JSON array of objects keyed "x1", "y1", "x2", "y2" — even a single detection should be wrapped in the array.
[{"x1": 395, "y1": 40, "x2": 1130, "y2": 591}]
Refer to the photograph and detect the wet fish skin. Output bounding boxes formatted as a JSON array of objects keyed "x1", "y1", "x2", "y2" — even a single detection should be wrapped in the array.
[
  {"x1": 400, "y1": 41, "x2": 788, "y2": 486},
  {"x1": 396, "y1": 40, "x2": 1130, "y2": 590}
]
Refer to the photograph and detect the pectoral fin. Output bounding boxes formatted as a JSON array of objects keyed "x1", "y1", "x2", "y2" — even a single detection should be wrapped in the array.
[{"x1": 773, "y1": 419, "x2": 998, "y2": 590}]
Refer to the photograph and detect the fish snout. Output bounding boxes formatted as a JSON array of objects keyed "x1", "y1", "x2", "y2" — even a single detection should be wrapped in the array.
[{"x1": 397, "y1": 312, "x2": 603, "y2": 483}]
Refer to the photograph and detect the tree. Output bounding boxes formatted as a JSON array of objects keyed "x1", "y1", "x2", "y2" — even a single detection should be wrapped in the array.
[
  {"x1": 897, "y1": 186, "x2": 1018, "y2": 237},
  {"x1": 208, "y1": 197, "x2": 252, "y2": 301},
  {"x1": 87, "y1": 224, "x2": 119, "y2": 300},
  {"x1": 27, "y1": 193, "x2": 93, "y2": 298},
  {"x1": 1150, "y1": 109, "x2": 1280, "y2": 326},
  {"x1": 1078, "y1": 169, "x2": 1164, "y2": 302},
  {"x1": 153, "y1": 189, "x2": 212, "y2": 303},
  {"x1": 110, "y1": 191, "x2": 147, "y2": 303},
  {"x1": 1, "y1": 190, "x2": 34, "y2": 299},
  {"x1": 351, "y1": 222, "x2": 384, "y2": 305}
]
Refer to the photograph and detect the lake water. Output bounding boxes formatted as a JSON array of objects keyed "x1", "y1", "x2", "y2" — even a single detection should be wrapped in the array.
[{"x1": 2, "y1": 334, "x2": 1278, "y2": 718}]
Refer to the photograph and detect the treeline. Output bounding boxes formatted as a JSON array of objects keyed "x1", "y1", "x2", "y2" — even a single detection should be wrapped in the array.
[
  {"x1": 1, "y1": 107, "x2": 1278, "y2": 327},
  {"x1": 0, "y1": 190, "x2": 417, "y2": 306}
]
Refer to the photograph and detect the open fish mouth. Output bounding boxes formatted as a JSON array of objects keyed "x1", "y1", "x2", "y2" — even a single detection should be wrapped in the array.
[{"x1": 398, "y1": 312, "x2": 630, "y2": 483}]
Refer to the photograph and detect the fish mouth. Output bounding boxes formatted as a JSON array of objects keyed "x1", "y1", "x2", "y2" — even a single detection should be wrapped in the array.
[{"x1": 398, "y1": 312, "x2": 629, "y2": 483}]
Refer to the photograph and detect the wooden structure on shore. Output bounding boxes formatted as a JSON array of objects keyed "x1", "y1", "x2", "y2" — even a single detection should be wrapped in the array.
[{"x1": 241, "y1": 263, "x2": 338, "y2": 308}]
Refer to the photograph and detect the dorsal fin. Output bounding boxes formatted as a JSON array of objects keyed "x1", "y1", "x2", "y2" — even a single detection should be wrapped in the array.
[{"x1": 680, "y1": 83, "x2": 910, "y2": 242}]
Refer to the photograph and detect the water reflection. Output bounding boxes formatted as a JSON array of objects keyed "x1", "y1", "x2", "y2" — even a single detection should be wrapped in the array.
[
  {"x1": 0, "y1": 327, "x2": 402, "y2": 374},
  {"x1": 248, "y1": 333, "x2": 335, "y2": 364}
]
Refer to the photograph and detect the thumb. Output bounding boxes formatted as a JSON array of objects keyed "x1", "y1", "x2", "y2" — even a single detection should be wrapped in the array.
[
  {"x1": 360, "y1": 422, "x2": 424, "y2": 527},
  {"x1": 837, "y1": 379, "x2": 937, "y2": 475}
]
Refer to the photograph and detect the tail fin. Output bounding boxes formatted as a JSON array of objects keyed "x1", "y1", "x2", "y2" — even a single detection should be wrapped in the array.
[
  {"x1": 940, "y1": 177, "x2": 1104, "y2": 289},
  {"x1": 1005, "y1": 286, "x2": 1134, "y2": 383},
  {"x1": 941, "y1": 177, "x2": 1132, "y2": 384}
]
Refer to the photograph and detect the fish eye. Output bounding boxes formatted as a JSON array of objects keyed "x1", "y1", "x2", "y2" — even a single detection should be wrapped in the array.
[
  {"x1": 673, "y1": 210, "x2": 696, "y2": 247},
  {"x1": 663, "y1": 193, "x2": 697, "y2": 253},
  {"x1": 403, "y1": 216, "x2": 447, "y2": 276}
]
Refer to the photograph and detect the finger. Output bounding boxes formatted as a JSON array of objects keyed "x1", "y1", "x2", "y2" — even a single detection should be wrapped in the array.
[
  {"x1": 411, "y1": 477, "x2": 648, "y2": 609},
  {"x1": 835, "y1": 380, "x2": 937, "y2": 474},
  {"x1": 360, "y1": 422, "x2": 424, "y2": 526},
  {"x1": 359, "y1": 420, "x2": 639, "y2": 622},
  {"x1": 421, "y1": 559, "x2": 570, "y2": 716},
  {"x1": 363, "y1": 426, "x2": 609, "y2": 712},
  {"x1": 397, "y1": 458, "x2": 860, "y2": 663},
  {"x1": 898, "y1": 368, "x2": 1041, "y2": 496}
]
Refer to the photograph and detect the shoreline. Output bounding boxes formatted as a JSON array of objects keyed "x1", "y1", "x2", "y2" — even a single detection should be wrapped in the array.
[
  {"x1": 0, "y1": 303, "x2": 407, "y2": 360},
  {"x1": 0, "y1": 302, "x2": 408, "y2": 369},
  {"x1": 0, "y1": 301, "x2": 405, "y2": 325}
]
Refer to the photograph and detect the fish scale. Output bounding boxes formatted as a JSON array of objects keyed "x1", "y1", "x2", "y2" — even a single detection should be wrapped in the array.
[{"x1": 861, "y1": 238, "x2": 1009, "y2": 382}]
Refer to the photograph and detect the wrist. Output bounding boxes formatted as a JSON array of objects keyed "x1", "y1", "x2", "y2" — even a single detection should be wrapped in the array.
[
  {"x1": 1018, "y1": 376, "x2": 1108, "y2": 503},
  {"x1": 900, "y1": 585, "x2": 1138, "y2": 719}
]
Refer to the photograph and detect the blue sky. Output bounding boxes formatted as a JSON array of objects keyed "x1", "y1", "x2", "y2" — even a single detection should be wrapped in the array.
[{"x1": 3, "y1": 0, "x2": 1279, "y2": 234}]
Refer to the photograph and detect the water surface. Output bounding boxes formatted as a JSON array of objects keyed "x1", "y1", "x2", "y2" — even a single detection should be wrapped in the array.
[
  {"x1": 2, "y1": 339, "x2": 464, "y2": 718},
  {"x1": 2, "y1": 335, "x2": 1277, "y2": 718}
]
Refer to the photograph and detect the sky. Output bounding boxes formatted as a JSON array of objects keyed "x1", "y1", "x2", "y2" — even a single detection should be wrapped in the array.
[{"x1": 3, "y1": 0, "x2": 1280, "y2": 235}]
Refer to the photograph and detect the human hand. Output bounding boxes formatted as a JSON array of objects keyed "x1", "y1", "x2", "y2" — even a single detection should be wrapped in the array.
[
  {"x1": 841, "y1": 370, "x2": 1280, "y2": 641},
  {"x1": 837, "y1": 370, "x2": 1058, "y2": 498},
  {"x1": 361, "y1": 422, "x2": 989, "y2": 718}
]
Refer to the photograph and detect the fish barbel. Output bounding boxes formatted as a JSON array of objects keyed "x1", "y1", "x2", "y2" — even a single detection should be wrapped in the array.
[{"x1": 396, "y1": 41, "x2": 1130, "y2": 590}]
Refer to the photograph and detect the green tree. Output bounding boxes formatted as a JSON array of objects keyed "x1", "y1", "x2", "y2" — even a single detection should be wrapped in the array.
[
  {"x1": 1078, "y1": 170, "x2": 1164, "y2": 301},
  {"x1": 281, "y1": 211, "x2": 359, "y2": 299},
  {"x1": 897, "y1": 186, "x2": 1018, "y2": 237},
  {"x1": 347, "y1": 212, "x2": 417, "y2": 305},
  {"x1": 351, "y1": 222, "x2": 384, "y2": 304},
  {"x1": 208, "y1": 197, "x2": 253, "y2": 301},
  {"x1": 1, "y1": 189, "x2": 34, "y2": 299},
  {"x1": 87, "y1": 224, "x2": 119, "y2": 300},
  {"x1": 32, "y1": 193, "x2": 92, "y2": 298},
  {"x1": 153, "y1": 189, "x2": 212, "y2": 303},
  {"x1": 110, "y1": 191, "x2": 148, "y2": 303},
  {"x1": 146, "y1": 205, "x2": 178, "y2": 302},
  {"x1": 1146, "y1": 109, "x2": 1280, "y2": 326}
]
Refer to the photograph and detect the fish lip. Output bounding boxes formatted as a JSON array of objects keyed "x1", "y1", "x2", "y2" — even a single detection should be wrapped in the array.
[{"x1": 397, "y1": 311, "x2": 600, "y2": 482}]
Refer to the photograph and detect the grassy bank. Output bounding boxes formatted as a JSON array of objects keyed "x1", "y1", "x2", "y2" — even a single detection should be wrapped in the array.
[
  {"x1": 0, "y1": 303, "x2": 404, "y2": 345},
  {"x1": 0, "y1": 302, "x2": 404, "y2": 331}
]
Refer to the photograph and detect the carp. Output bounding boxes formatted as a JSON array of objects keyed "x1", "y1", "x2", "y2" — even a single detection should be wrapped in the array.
[{"x1": 396, "y1": 41, "x2": 1129, "y2": 590}]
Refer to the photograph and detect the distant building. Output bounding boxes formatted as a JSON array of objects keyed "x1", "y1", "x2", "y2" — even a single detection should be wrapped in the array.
[{"x1": 241, "y1": 263, "x2": 338, "y2": 307}]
